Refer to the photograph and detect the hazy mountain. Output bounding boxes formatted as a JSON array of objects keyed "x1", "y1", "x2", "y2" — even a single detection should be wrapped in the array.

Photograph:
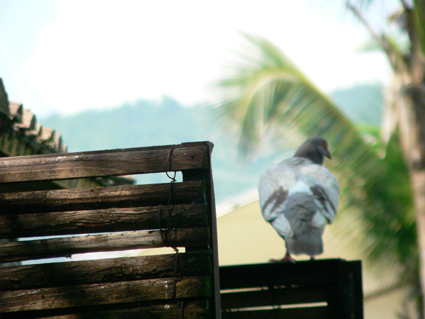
[
  {"x1": 41, "y1": 83, "x2": 383, "y2": 203},
  {"x1": 329, "y1": 83, "x2": 383, "y2": 125}
]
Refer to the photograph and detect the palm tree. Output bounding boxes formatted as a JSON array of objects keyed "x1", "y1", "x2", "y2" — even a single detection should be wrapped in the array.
[
  {"x1": 348, "y1": 0, "x2": 425, "y2": 316},
  {"x1": 213, "y1": 33, "x2": 418, "y2": 315}
]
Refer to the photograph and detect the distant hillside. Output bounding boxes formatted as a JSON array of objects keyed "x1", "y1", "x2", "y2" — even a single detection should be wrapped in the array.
[
  {"x1": 41, "y1": 96, "x2": 281, "y2": 202},
  {"x1": 329, "y1": 83, "x2": 383, "y2": 125},
  {"x1": 41, "y1": 84, "x2": 383, "y2": 203}
]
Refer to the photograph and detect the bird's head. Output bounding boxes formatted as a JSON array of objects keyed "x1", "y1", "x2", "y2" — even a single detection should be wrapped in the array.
[{"x1": 294, "y1": 137, "x2": 332, "y2": 165}]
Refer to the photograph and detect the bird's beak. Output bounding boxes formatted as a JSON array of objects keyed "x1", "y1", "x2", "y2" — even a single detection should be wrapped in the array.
[{"x1": 325, "y1": 148, "x2": 332, "y2": 159}]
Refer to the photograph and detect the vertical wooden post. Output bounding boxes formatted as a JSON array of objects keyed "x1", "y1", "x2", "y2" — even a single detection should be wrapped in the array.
[
  {"x1": 205, "y1": 142, "x2": 222, "y2": 319},
  {"x1": 182, "y1": 142, "x2": 221, "y2": 319}
]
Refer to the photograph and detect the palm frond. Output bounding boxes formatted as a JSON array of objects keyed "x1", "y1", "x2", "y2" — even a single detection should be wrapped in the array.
[{"x1": 413, "y1": 0, "x2": 425, "y2": 54}]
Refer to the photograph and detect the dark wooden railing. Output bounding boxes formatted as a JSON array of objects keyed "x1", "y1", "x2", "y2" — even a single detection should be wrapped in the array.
[
  {"x1": 220, "y1": 259, "x2": 363, "y2": 319},
  {"x1": 0, "y1": 142, "x2": 221, "y2": 319}
]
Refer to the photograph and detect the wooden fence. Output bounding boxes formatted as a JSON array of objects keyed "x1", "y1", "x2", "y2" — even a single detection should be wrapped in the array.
[
  {"x1": 220, "y1": 259, "x2": 363, "y2": 319},
  {"x1": 0, "y1": 142, "x2": 221, "y2": 319}
]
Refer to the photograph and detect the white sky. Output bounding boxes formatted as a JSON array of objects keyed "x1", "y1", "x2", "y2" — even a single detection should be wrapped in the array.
[{"x1": 0, "y1": 0, "x2": 393, "y2": 117}]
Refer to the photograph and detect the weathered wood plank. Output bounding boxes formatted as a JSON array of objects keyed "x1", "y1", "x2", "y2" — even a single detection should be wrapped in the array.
[
  {"x1": 0, "y1": 178, "x2": 104, "y2": 194},
  {"x1": 219, "y1": 260, "x2": 343, "y2": 289},
  {"x1": 0, "y1": 228, "x2": 208, "y2": 263},
  {"x1": 0, "y1": 253, "x2": 212, "y2": 290},
  {"x1": 221, "y1": 287, "x2": 327, "y2": 309},
  {"x1": 32, "y1": 300, "x2": 210, "y2": 319},
  {"x1": 0, "y1": 276, "x2": 210, "y2": 312},
  {"x1": 0, "y1": 181, "x2": 204, "y2": 214},
  {"x1": 0, "y1": 203, "x2": 208, "y2": 239},
  {"x1": 0, "y1": 143, "x2": 209, "y2": 183},
  {"x1": 202, "y1": 142, "x2": 222, "y2": 319},
  {"x1": 221, "y1": 306, "x2": 328, "y2": 319}
]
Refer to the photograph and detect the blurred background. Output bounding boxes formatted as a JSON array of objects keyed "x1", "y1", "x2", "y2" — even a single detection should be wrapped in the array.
[{"x1": 1, "y1": 0, "x2": 423, "y2": 318}]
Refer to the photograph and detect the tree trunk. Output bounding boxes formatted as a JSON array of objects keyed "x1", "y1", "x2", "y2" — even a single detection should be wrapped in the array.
[
  {"x1": 383, "y1": 58, "x2": 425, "y2": 316},
  {"x1": 411, "y1": 170, "x2": 425, "y2": 318},
  {"x1": 405, "y1": 76, "x2": 425, "y2": 318},
  {"x1": 402, "y1": 78, "x2": 425, "y2": 318}
]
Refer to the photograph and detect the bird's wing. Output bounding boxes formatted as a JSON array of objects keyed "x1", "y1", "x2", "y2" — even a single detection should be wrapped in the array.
[
  {"x1": 299, "y1": 163, "x2": 339, "y2": 227},
  {"x1": 258, "y1": 158, "x2": 339, "y2": 238},
  {"x1": 258, "y1": 159, "x2": 298, "y2": 237}
]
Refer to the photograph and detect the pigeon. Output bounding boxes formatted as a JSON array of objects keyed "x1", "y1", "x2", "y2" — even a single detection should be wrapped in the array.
[{"x1": 258, "y1": 137, "x2": 339, "y2": 262}]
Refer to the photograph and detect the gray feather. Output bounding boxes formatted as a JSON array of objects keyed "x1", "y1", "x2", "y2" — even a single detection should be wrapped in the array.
[{"x1": 258, "y1": 153, "x2": 339, "y2": 258}]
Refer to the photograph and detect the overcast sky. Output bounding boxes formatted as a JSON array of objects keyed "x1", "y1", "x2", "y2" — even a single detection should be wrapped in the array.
[{"x1": 0, "y1": 0, "x2": 393, "y2": 117}]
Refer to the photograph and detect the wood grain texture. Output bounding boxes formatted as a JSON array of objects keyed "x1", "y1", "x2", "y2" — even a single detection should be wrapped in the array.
[
  {"x1": 33, "y1": 300, "x2": 210, "y2": 319},
  {"x1": 0, "y1": 203, "x2": 208, "y2": 239},
  {"x1": 0, "y1": 141, "x2": 220, "y2": 319},
  {"x1": 0, "y1": 143, "x2": 209, "y2": 183},
  {"x1": 0, "y1": 276, "x2": 210, "y2": 312},
  {"x1": 0, "y1": 252, "x2": 212, "y2": 290},
  {"x1": 0, "y1": 228, "x2": 209, "y2": 263},
  {"x1": 0, "y1": 181, "x2": 205, "y2": 214}
]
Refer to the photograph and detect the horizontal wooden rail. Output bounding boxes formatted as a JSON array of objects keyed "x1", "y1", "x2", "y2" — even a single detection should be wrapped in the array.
[
  {"x1": 0, "y1": 203, "x2": 208, "y2": 239},
  {"x1": 221, "y1": 286, "x2": 327, "y2": 309},
  {"x1": 25, "y1": 300, "x2": 210, "y2": 319},
  {"x1": 0, "y1": 228, "x2": 208, "y2": 263},
  {"x1": 0, "y1": 181, "x2": 204, "y2": 214},
  {"x1": 0, "y1": 143, "x2": 209, "y2": 183},
  {"x1": 0, "y1": 275, "x2": 210, "y2": 312},
  {"x1": 222, "y1": 307, "x2": 328, "y2": 319},
  {"x1": 220, "y1": 260, "x2": 343, "y2": 289},
  {"x1": 0, "y1": 253, "x2": 212, "y2": 291}
]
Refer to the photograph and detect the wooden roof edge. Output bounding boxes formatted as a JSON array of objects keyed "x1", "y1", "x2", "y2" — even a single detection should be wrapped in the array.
[
  {"x1": 8, "y1": 102, "x2": 23, "y2": 123},
  {"x1": 0, "y1": 79, "x2": 67, "y2": 155},
  {"x1": 0, "y1": 78, "x2": 134, "y2": 186},
  {"x1": 25, "y1": 109, "x2": 37, "y2": 130},
  {"x1": 0, "y1": 78, "x2": 10, "y2": 116}
]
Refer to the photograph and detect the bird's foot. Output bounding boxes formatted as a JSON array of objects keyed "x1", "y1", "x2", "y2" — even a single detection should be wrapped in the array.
[{"x1": 269, "y1": 252, "x2": 296, "y2": 264}]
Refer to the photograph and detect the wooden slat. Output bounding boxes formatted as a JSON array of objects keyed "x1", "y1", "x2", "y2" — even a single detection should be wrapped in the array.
[
  {"x1": 0, "y1": 143, "x2": 209, "y2": 183},
  {"x1": 0, "y1": 203, "x2": 208, "y2": 239},
  {"x1": 0, "y1": 228, "x2": 208, "y2": 263},
  {"x1": 0, "y1": 275, "x2": 210, "y2": 312},
  {"x1": 0, "y1": 253, "x2": 212, "y2": 290},
  {"x1": 221, "y1": 306, "x2": 327, "y2": 319},
  {"x1": 219, "y1": 260, "x2": 342, "y2": 289},
  {"x1": 221, "y1": 287, "x2": 327, "y2": 310},
  {"x1": 0, "y1": 181, "x2": 204, "y2": 215},
  {"x1": 33, "y1": 300, "x2": 210, "y2": 319}
]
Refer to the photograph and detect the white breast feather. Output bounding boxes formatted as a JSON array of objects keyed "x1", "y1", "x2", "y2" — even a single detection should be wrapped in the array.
[{"x1": 288, "y1": 180, "x2": 312, "y2": 196}]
